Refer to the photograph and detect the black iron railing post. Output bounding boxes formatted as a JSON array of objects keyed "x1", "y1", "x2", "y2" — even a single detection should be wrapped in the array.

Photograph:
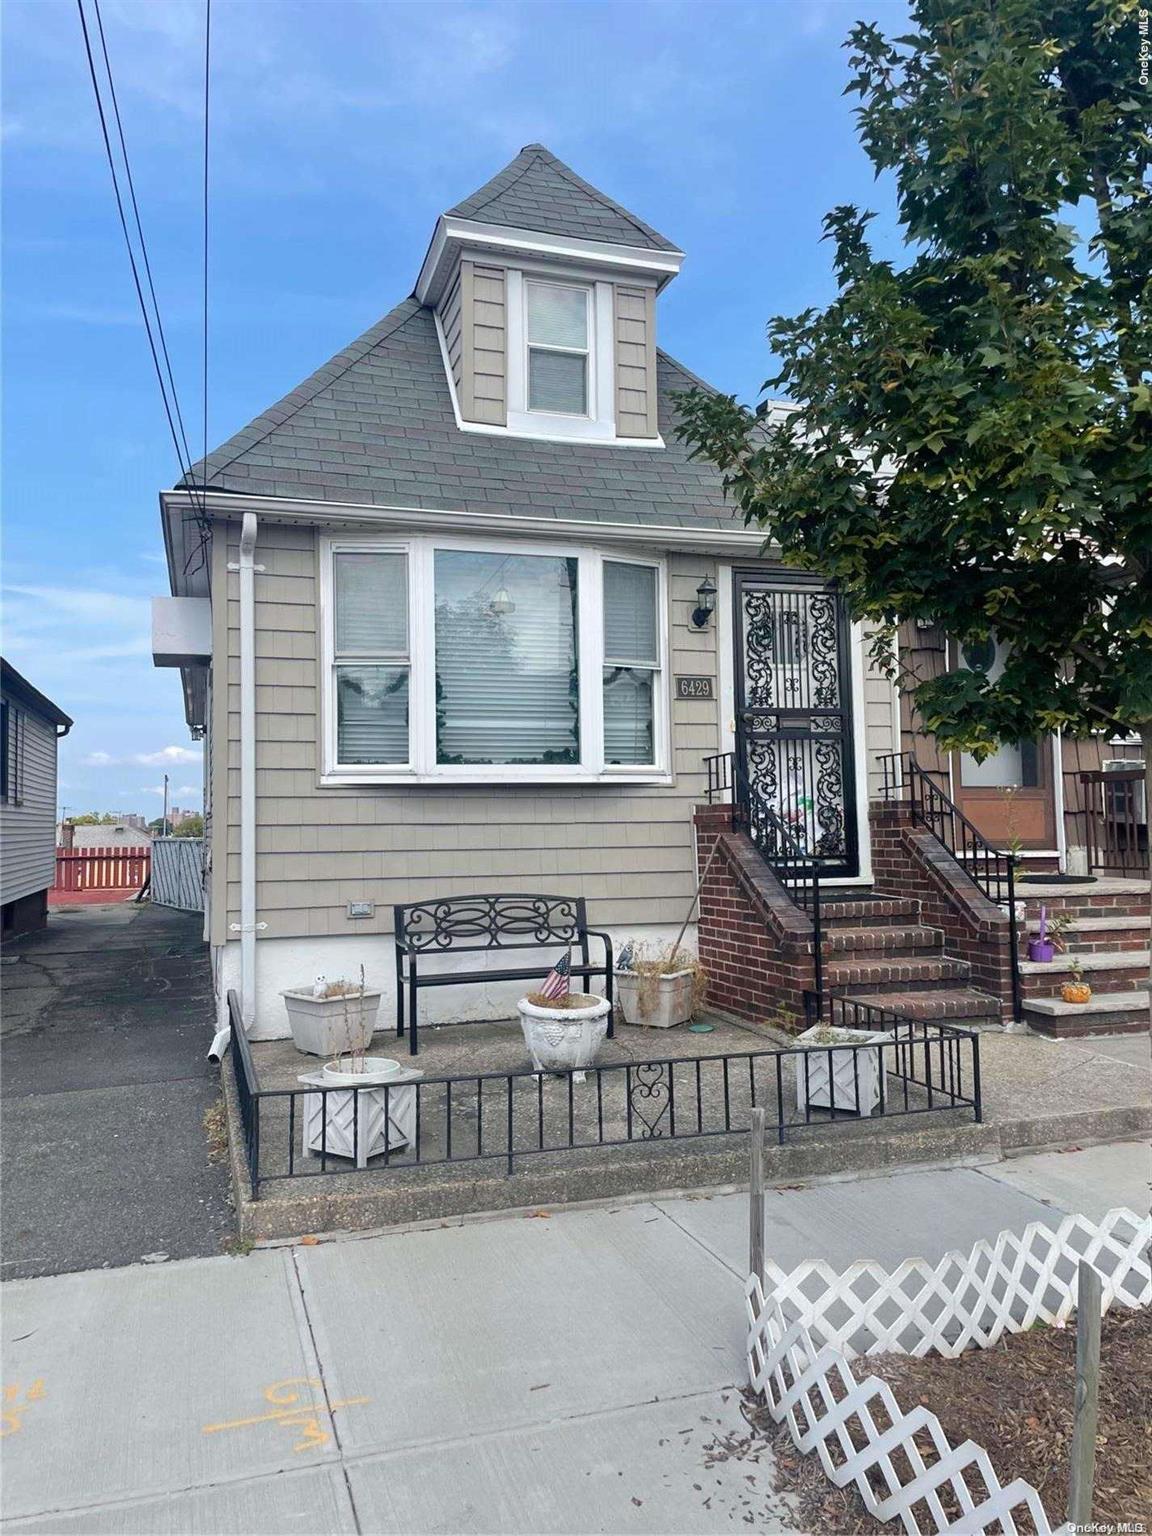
[
  {"x1": 972, "y1": 1030, "x2": 983, "y2": 1123},
  {"x1": 1006, "y1": 856, "x2": 1022, "y2": 1022}
]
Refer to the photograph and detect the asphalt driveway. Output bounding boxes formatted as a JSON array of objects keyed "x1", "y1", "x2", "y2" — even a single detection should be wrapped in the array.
[{"x1": 1, "y1": 902, "x2": 234, "y2": 1279}]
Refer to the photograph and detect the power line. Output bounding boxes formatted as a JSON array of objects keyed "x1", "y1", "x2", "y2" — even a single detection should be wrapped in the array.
[
  {"x1": 76, "y1": 0, "x2": 213, "y2": 573},
  {"x1": 77, "y1": 0, "x2": 193, "y2": 490},
  {"x1": 90, "y1": 0, "x2": 196, "y2": 481}
]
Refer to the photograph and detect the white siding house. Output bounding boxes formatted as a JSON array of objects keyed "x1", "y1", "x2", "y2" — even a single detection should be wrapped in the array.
[{"x1": 1, "y1": 660, "x2": 73, "y2": 935}]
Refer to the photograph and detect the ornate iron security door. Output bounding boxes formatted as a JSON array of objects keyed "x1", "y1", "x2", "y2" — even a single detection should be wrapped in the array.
[{"x1": 735, "y1": 575, "x2": 858, "y2": 879}]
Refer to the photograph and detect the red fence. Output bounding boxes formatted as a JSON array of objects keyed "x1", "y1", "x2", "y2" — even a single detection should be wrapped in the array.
[{"x1": 53, "y1": 846, "x2": 150, "y2": 896}]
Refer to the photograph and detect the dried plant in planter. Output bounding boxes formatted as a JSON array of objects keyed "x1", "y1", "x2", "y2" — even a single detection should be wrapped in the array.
[
  {"x1": 619, "y1": 942, "x2": 708, "y2": 1024},
  {"x1": 335, "y1": 965, "x2": 368, "y2": 1074}
]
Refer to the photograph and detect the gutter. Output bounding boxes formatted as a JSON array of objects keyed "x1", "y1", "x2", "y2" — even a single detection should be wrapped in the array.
[
  {"x1": 237, "y1": 512, "x2": 261, "y2": 1032},
  {"x1": 160, "y1": 489, "x2": 775, "y2": 560}
]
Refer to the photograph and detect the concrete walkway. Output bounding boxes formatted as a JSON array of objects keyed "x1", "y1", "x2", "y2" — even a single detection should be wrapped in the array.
[
  {"x1": 2, "y1": 1141, "x2": 1144, "y2": 1535},
  {"x1": 0, "y1": 904, "x2": 234, "y2": 1279}
]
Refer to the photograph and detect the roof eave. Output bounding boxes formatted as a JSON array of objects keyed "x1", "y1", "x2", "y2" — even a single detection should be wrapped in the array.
[
  {"x1": 415, "y1": 215, "x2": 685, "y2": 306},
  {"x1": 159, "y1": 487, "x2": 767, "y2": 555}
]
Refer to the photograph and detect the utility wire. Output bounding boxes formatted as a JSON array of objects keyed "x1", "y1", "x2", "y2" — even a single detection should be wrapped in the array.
[
  {"x1": 203, "y1": 0, "x2": 211, "y2": 480},
  {"x1": 90, "y1": 0, "x2": 197, "y2": 482},
  {"x1": 77, "y1": 0, "x2": 194, "y2": 493}
]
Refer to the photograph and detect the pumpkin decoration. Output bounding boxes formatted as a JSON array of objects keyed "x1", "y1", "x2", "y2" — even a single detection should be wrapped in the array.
[{"x1": 1060, "y1": 960, "x2": 1092, "y2": 1005}]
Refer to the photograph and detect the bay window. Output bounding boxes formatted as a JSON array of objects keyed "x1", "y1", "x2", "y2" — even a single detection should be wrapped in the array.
[{"x1": 323, "y1": 538, "x2": 666, "y2": 782}]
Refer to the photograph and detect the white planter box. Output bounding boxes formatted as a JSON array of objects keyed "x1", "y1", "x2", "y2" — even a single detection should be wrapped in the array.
[
  {"x1": 282, "y1": 987, "x2": 381, "y2": 1058},
  {"x1": 616, "y1": 969, "x2": 695, "y2": 1029},
  {"x1": 793, "y1": 1026, "x2": 888, "y2": 1117},
  {"x1": 518, "y1": 994, "x2": 611, "y2": 1075},
  {"x1": 298, "y1": 1062, "x2": 422, "y2": 1169}
]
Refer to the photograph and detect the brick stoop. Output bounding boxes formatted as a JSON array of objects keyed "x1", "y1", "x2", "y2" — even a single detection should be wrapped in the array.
[
  {"x1": 1017, "y1": 878, "x2": 1150, "y2": 1036},
  {"x1": 694, "y1": 805, "x2": 1002, "y2": 1030}
]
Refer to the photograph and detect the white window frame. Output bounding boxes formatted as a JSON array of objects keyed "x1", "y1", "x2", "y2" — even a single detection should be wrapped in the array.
[
  {"x1": 524, "y1": 278, "x2": 592, "y2": 419},
  {"x1": 601, "y1": 556, "x2": 664, "y2": 770},
  {"x1": 327, "y1": 544, "x2": 414, "y2": 774},
  {"x1": 504, "y1": 268, "x2": 618, "y2": 442},
  {"x1": 319, "y1": 534, "x2": 670, "y2": 786}
]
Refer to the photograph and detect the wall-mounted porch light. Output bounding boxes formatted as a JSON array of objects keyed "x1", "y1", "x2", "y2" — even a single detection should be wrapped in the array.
[{"x1": 691, "y1": 576, "x2": 717, "y2": 629}]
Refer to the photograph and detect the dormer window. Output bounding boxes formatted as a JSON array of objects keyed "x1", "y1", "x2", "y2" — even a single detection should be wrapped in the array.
[{"x1": 526, "y1": 280, "x2": 590, "y2": 417}]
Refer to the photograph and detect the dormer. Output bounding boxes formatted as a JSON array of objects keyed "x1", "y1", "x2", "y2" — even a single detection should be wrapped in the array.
[{"x1": 415, "y1": 145, "x2": 683, "y2": 446}]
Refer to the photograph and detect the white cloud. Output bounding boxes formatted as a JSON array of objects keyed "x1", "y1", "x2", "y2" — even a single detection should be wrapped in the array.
[{"x1": 82, "y1": 745, "x2": 201, "y2": 768}]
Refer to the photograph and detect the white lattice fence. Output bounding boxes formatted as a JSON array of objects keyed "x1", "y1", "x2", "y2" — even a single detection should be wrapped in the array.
[
  {"x1": 755, "y1": 1207, "x2": 1150, "y2": 1360},
  {"x1": 747, "y1": 1279, "x2": 1071, "y2": 1535}
]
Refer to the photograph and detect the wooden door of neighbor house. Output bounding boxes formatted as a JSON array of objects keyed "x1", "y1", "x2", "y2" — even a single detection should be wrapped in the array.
[
  {"x1": 948, "y1": 637, "x2": 1057, "y2": 850},
  {"x1": 734, "y1": 571, "x2": 859, "y2": 879}
]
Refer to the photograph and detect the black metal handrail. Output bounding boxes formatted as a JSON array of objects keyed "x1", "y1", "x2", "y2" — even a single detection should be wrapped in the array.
[
  {"x1": 704, "y1": 750, "x2": 830, "y2": 1013},
  {"x1": 222, "y1": 991, "x2": 980, "y2": 1198},
  {"x1": 877, "y1": 751, "x2": 1022, "y2": 1019}
]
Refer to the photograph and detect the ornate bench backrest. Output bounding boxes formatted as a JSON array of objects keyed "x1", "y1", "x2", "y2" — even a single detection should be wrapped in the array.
[{"x1": 395, "y1": 894, "x2": 586, "y2": 954}]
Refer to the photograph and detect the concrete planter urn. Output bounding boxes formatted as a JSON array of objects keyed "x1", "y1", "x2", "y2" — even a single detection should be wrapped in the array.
[
  {"x1": 794, "y1": 1026, "x2": 888, "y2": 1117},
  {"x1": 281, "y1": 986, "x2": 381, "y2": 1058},
  {"x1": 518, "y1": 994, "x2": 611, "y2": 1075},
  {"x1": 616, "y1": 969, "x2": 695, "y2": 1029}
]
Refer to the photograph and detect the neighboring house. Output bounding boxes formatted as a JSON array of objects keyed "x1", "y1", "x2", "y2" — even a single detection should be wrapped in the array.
[
  {"x1": 62, "y1": 822, "x2": 152, "y2": 852},
  {"x1": 152, "y1": 144, "x2": 1143, "y2": 1040},
  {"x1": 1, "y1": 659, "x2": 73, "y2": 935}
]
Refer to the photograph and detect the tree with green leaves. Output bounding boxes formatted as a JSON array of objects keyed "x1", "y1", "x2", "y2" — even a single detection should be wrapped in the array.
[
  {"x1": 173, "y1": 813, "x2": 204, "y2": 838},
  {"x1": 676, "y1": 0, "x2": 1151, "y2": 796}
]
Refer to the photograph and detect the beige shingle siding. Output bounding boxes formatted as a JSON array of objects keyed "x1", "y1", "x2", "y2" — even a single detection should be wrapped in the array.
[
  {"x1": 213, "y1": 525, "x2": 718, "y2": 944},
  {"x1": 0, "y1": 699, "x2": 59, "y2": 906},
  {"x1": 440, "y1": 264, "x2": 465, "y2": 400},
  {"x1": 211, "y1": 524, "x2": 899, "y2": 946},
  {"x1": 459, "y1": 261, "x2": 507, "y2": 426},
  {"x1": 614, "y1": 286, "x2": 658, "y2": 439}
]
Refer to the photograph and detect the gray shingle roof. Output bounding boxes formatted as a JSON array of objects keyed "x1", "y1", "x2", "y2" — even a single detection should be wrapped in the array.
[
  {"x1": 182, "y1": 298, "x2": 733, "y2": 528},
  {"x1": 444, "y1": 144, "x2": 680, "y2": 254}
]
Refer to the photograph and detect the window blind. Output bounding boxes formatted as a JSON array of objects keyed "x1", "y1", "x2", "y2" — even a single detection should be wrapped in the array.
[
  {"x1": 604, "y1": 562, "x2": 657, "y2": 664},
  {"x1": 603, "y1": 561, "x2": 657, "y2": 764},
  {"x1": 434, "y1": 550, "x2": 579, "y2": 765},
  {"x1": 527, "y1": 283, "x2": 587, "y2": 348},
  {"x1": 334, "y1": 552, "x2": 407, "y2": 654},
  {"x1": 336, "y1": 666, "x2": 409, "y2": 764}
]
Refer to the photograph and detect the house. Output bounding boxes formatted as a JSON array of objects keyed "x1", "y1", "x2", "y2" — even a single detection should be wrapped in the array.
[
  {"x1": 60, "y1": 821, "x2": 152, "y2": 852},
  {"x1": 1, "y1": 659, "x2": 73, "y2": 935},
  {"x1": 153, "y1": 145, "x2": 1145, "y2": 1041}
]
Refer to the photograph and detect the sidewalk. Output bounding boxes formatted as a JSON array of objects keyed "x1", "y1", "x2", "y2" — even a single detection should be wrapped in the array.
[
  {"x1": 0, "y1": 904, "x2": 234, "y2": 1278},
  {"x1": 2, "y1": 1141, "x2": 1145, "y2": 1535}
]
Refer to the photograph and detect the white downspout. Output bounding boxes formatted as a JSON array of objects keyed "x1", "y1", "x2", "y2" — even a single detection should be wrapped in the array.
[{"x1": 238, "y1": 512, "x2": 259, "y2": 1033}]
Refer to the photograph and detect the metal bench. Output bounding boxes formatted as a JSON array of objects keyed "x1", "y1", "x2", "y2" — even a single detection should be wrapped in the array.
[{"x1": 393, "y1": 893, "x2": 614, "y2": 1056}]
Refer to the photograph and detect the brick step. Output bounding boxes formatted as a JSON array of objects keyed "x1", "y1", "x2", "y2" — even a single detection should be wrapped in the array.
[
  {"x1": 1019, "y1": 950, "x2": 1150, "y2": 998},
  {"x1": 1023, "y1": 990, "x2": 1150, "y2": 1037},
  {"x1": 1026, "y1": 916, "x2": 1151, "y2": 956},
  {"x1": 838, "y1": 987, "x2": 1001, "y2": 1025},
  {"x1": 823, "y1": 925, "x2": 944, "y2": 957},
  {"x1": 821, "y1": 896, "x2": 922, "y2": 928},
  {"x1": 1018, "y1": 879, "x2": 1150, "y2": 921},
  {"x1": 825, "y1": 955, "x2": 972, "y2": 993}
]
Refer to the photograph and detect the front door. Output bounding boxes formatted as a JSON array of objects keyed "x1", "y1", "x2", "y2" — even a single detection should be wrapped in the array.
[
  {"x1": 735, "y1": 572, "x2": 859, "y2": 878},
  {"x1": 948, "y1": 638, "x2": 1057, "y2": 848}
]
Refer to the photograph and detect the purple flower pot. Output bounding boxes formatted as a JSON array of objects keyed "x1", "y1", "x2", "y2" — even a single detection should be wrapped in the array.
[{"x1": 1028, "y1": 939, "x2": 1056, "y2": 963}]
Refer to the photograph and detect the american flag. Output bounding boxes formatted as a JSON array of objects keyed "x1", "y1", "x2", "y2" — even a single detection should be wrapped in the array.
[{"x1": 538, "y1": 950, "x2": 571, "y2": 1002}]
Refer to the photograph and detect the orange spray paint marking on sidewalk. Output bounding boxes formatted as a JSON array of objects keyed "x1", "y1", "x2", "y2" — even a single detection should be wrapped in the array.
[
  {"x1": 201, "y1": 1377, "x2": 369, "y2": 1454},
  {"x1": 2, "y1": 1380, "x2": 46, "y2": 1437}
]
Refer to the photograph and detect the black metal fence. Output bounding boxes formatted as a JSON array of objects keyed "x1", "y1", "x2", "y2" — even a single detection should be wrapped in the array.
[{"x1": 226, "y1": 992, "x2": 980, "y2": 1200}]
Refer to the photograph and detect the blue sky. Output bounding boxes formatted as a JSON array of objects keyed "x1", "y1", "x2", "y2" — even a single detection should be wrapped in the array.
[{"x1": 2, "y1": 0, "x2": 907, "y2": 818}]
